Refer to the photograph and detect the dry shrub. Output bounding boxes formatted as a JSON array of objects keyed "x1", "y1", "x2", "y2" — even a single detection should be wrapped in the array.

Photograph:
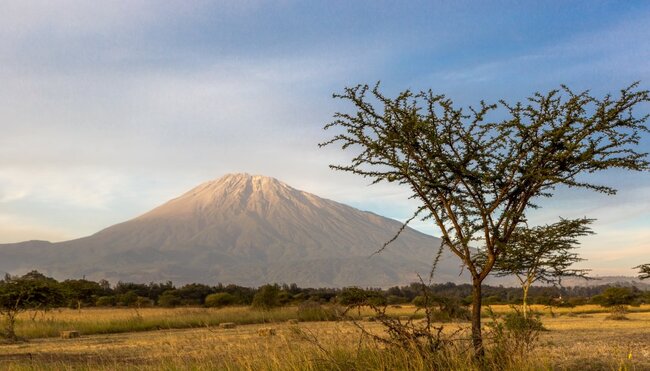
[
  {"x1": 605, "y1": 305, "x2": 630, "y2": 321},
  {"x1": 485, "y1": 306, "x2": 545, "y2": 365},
  {"x1": 219, "y1": 322, "x2": 237, "y2": 329},
  {"x1": 60, "y1": 330, "x2": 80, "y2": 339},
  {"x1": 257, "y1": 327, "x2": 276, "y2": 336}
]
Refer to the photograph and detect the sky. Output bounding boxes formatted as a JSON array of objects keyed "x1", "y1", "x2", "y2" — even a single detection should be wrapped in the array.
[{"x1": 0, "y1": 0, "x2": 648, "y2": 276}]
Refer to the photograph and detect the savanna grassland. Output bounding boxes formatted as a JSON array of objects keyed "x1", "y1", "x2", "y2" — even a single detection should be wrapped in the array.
[{"x1": 1, "y1": 305, "x2": 649, "y2": 370}]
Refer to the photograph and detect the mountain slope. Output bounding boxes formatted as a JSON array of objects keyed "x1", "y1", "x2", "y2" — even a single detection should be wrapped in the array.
[{"x1": 0, "y1": 174, "x2": 464, "y2": 287}]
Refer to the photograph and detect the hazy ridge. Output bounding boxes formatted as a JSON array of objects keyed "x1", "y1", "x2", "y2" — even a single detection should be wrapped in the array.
[{"x1": 0, "y1": 173, "x2": 466, "y2": 287}]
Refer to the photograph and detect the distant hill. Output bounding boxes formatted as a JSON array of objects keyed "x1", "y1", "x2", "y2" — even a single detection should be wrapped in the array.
[
  {"x1": 559, "y1": 276, "x2": 650, "y2": 290},
  {"x1": 0, "y1": 173, "x2": 467, "y2": 287}
]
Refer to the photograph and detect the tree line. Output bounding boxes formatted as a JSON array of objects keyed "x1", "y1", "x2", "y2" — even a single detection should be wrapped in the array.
[{"x1": 2, "y1": 270, "x2": 647, "y2": 311}]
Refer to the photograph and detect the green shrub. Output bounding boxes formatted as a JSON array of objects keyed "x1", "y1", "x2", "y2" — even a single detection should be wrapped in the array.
[
  {"x1": 567, "y1": 297, "x2": 588, "y2": 306},
  {"x1": 157, "y1": 291, "x2": 181, "y2": 308},
  {"x1": 413, "y1": 295, "x2": 470, "y2": 322},
  {"x1": 411, "y1": 295, "x2": 427, "y2": 307},
  {"x1": 135, "y1": 297, "x2": 153, "y2": 308},
  {"x1": 296, "y1": 301, "x2": 340, "y2": 321},
  {"x1": 387, "y1": 295, "x2": 406, "y2": 305},
  {"x1": 205, "y1": 292, "x2": 236, "y2": 308},
  {"x1": 486, "y1": 307, "x2": 544, "y2": 364},
  {"x1": 594, "y1": 287, "x2": 640, "y2": 307},
  {"x1": 95, "y1": 296, "x2": 116, "y2": 307},
  {"x1": 251, "y1": 284, "x2": 282, "y2": 310},
  {"x1": 338, "y1": 287, "x2": 386, "y2": 307},
  {"x1": 118, "y1": 291, "x2": 138, "y2": 306}
]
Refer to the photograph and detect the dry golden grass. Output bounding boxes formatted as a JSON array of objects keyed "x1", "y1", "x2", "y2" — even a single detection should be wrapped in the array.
[
  {"x1": 10, "y1": 305, "x2": 425, "y2": 340},
  {"x1": 1, "y1": 305, "x2": 648, "y2": 370},
  {"x1": 486, "y1": 303, "x2": 650, "y2": 315}
]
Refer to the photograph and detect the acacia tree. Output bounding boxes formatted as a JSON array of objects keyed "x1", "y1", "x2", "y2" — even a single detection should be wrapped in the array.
[
  {"x1": 0, "y1": 271, "x2": 63, "y2": 341},
  {"x1": 321, "y1": 83, "x2": 649, "y2": 358},
  {"x1": 636, "y1": 264, "x2": 650, "y2": 280},
  {"x1": 487, "y1": 218, "x2": 594, "y2": 318}
]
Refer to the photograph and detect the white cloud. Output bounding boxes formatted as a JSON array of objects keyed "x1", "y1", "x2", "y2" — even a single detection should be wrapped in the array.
[
  {"x1": 0, "y1": 2, "x2": 647, "y2": 277},
  {"x1": 0, "y1": 167, "x2": 128, "y2": 208}
]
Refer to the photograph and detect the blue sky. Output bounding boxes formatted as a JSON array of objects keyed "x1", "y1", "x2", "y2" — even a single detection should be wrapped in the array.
[{"x1": 0, "y1": 0, "x2": 648, "y2": 276}]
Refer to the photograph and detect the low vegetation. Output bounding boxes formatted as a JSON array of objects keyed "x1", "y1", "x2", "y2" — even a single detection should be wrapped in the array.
[
  {"x1": 0, "y1": 308, "x2": 648, "y2": 370},
  {"x1": 2, "y1": 271, "x2": 649, "y2": 370},
  {"x1": 2, "y1": 270, "x2": 648, "y2": 341}
]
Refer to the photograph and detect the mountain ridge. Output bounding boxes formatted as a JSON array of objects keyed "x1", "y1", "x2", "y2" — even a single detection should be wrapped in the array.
[{"x1": 0, "y1": 173, "x2": 464, "y2": 287}]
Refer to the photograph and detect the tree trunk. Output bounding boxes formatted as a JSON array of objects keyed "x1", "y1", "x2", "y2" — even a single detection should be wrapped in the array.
[
  {"x1": 3, "y1": 311, "x2": 18, "y2": 342},
  {"x1": 471, "y1": 278, "x2": 485, "y2": 360},
  {"x1": 522, "y1": 284, "x2": 530, "y2": 320}
]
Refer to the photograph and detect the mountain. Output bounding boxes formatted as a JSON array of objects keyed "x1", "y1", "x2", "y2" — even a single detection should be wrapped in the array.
[
  {"x1": 0, "y1": 173, "x2": 465, "y2": 287},
  {"x1": 559, "y1": 276, "x2": 650, "y2": 290}
]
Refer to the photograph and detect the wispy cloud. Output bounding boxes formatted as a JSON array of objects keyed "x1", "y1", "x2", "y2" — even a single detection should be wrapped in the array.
[
  {"x1": 0, "y1": 168, "x2": 127, "y2": 208},
  {"x1": 0, "y1": 1, "x2": 648, "y2": 275},
  {"x1": 425, "y1": 12, "x2": 650, "y2": 101}
]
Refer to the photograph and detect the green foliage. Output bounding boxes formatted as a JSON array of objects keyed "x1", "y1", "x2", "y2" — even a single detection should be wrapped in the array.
[
  {"x1": 118, "y1": 291, "x2": 139, "y2": 306},
  {"x1": 296, "y1": 301, "x2": 340, "y2": 321},
  {"x1": 635, "y1": 264, "x2": 650, "y2": 280},
  {"x1": 0, "y1": 271, "x2": 64, "y2": 340},
  {"x1": 411, "y1": 295, "x2": 427, "y2": 307},
  {"x1": 592, "y1": 287, "x2": 640, "y2": 307},
  {"x1": 488, "y1": 218, "x2": 594, "y2": 283},
  {"x1": 175, "y1": 283, "x2": 215, "y2": 305},
  {"x1": 486, "y1": 307, "x2": 545, "y2": 364},
  {"x1": 62, "y1": 279, "x2": 107, "y2": 309},
  {"x1": 322, "y1": 82, "x2": 649, "y2": 358},
  {"x1": 157, "y1": 290, "x2": 181, "y2": 307},
  {"x1": 413, "y1": 294, "x2": 470, "y2": 322},
  {"x1": 484, "y1": 218, "x2": 593, "y2": 318},
  {"x1": 338, "y1": 287, "x2": 386, "y2": 307},
  {"x1": 251, "y1": 284, "x2": 282, "y2": 310},
  {"x1": 95, "y1": 296, "x2": 117, "y2": 307},
  {"x1": 386, "y1": 295, "x2": 406, "y2": 305},
  {"x1": 136, "y1": 296, "x2": 154, "y2": 308},
  {"x1": 204, "y1": 292, "x2": 236, "y2": 308}
]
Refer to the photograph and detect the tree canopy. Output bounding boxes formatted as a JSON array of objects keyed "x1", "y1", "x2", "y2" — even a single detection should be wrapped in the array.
[
  {"x1": 322, "y1": 82, "x2": 649, "y2": 357},
  {"x1": 636, "y1": 264, "x2": 650, "y2": 280},
  {"x1": 486, "y1": 217, "x2": 594, "y2": 317},
  {"x1": 0, "y1": 271, "x2": 64, "y2": 340},
  {"x1": 489, "y1": 218, "x2": 594, "y2": 284}
]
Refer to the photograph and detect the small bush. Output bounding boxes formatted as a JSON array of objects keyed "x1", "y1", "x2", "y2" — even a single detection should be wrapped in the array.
[
  {"x1": 157, "y1": 291, "x2": 181, "y2": 308},
  {"x1": 205, "y1": 293, "x2": 236, "y2": 308},
  {"x1": 296, "y1": 301, "x2": 340, "y2": 322},
  {"x1": 338, "y1": 287, "x2": 386, "y2": 307},
  {"x1": 95, "y1": 296, "x2": 116, "y2": 307},
  {"x1": 414, "y1": 295, "x2": 470, "y2": 322},
  {"x1": 387, "y1": 295, "x2": 406, "y2": 305},
  {"x1": 486, "y1": 307, "x2": 544, "y2": 364},
  {"x1": 118, "y1": 291, "x2": 138, "y2": 306},
  {"x1": 135, "y1": 297, "x2": 153, "y2": 308},
  {"x1": 251, "y1": 284, "x2": 282, "y2": 310},
  {"x1": 605, "y1": 305, "x2": 629, "y2": 320},
  {"x1": 567, "y1": 297, "x2": 588, "y2": 306},
  {"x1": 594, "y1": 287, "x2": 640, "y2": 307}
]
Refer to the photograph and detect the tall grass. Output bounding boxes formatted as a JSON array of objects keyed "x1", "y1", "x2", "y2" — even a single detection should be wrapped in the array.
[
  {"x1": 11, "y1": 305, "x2": 425, "y2": 339},
  {"x1": 12, "y1": 306, "x2": 297, "y2": 339},
  {"x1": 10, "y1": 303, "x2": 650, "y2": 340},
  {"x1": 2, "y1": 311, "x2": 649, "y2": 370},
  {"x1": 0, "y1": 325, "x2": 542, "y2": 371}
]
